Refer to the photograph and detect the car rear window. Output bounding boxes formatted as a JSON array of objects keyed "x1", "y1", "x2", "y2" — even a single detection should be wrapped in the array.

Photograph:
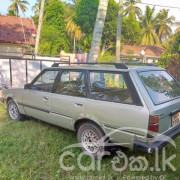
[{"x1": 139, "y1": 70, "x2": 180, "y2": 105}]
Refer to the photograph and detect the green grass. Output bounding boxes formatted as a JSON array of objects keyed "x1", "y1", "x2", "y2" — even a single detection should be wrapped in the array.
[{"x1": 0, "y1": 102, "x2": 180, "y2": 180}]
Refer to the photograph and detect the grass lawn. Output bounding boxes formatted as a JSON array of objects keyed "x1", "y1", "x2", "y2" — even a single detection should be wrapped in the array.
[{"x1": 0, "y1": 102, "x2": 180, "y2": 180}]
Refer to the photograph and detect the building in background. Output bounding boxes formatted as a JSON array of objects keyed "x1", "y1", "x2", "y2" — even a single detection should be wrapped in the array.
[
  {"x1": 121, "y1": 45, "x2": 165, "y2": 63},
  {"x1": 0, "y1": 15, "x2": 36, "y2": 58}
]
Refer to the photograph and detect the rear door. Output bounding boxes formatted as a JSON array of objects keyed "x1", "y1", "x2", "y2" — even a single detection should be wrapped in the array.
[
  {"x1": 84, "y1": 71, "x2": 149, "y2": 146},
  {"x1": 23, "y1": 70, "x2": 59, "y2": 122},
  {"x1": 49, "y1": 70, "x2": 88, "y2": 130}
]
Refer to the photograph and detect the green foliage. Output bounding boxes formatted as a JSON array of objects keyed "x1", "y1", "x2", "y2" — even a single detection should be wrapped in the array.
[
  {"x1": 73, "y1": 0, "x2": 99, "y2": 34},
  {"x1": 140, "y1": 6, "x2": 160, "y2": 45},
  {"x1": 102, "y1": 0, "x2": 118, "y2": 49},
  {"x1": 31, "y1": 14, "x2": 39, "y2": 26},
  {"x1": 39, "y1": 0, "x2": 69, "y2": 55},
  {"x1": 78, "y1": 34, "x2": 92, "y2": 53},
  {"x1": 74, "y1": 0, "x2": 118, "y2": 53},
  {"x1": 124, "y1": 0, "x2": 142, "y2": 19},
  {"x1": 172, "y1": 35, "x2": 180, "y2": 54},
  {"x1": 155, "y1": 9, "x2": 175, "y2": 42},
  {"x1": 6, "y1": 10, "x2": 17, "y2": 16},
  {"x1": 159, "y1": 34, "x2": 180, "y2": 67},
  {"x1": 98, "y1": 51, "x2": 115, "y2": 63},
  {"x1": 122, "y1": 15, "x2": 142, "y2": 45},
  {"x1": 8, "y1": 0, "x2": 29, "y2": 16}
]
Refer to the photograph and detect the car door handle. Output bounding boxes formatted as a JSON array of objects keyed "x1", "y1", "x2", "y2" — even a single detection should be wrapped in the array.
[
  {"x1": 43, "y1": 96, "x2": 49, "y2": 101},
  {"x1": 75, "y1": 102, "x2": 83, "y2": 106}
]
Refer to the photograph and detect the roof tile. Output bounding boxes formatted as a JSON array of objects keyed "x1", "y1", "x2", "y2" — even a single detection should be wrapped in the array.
[{"x1": 0, "y1": 15, "x2": 36, "y2": 45}]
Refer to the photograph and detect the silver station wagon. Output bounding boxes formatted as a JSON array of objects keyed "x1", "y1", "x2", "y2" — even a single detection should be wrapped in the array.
[{"x1": 1, "y1": 63, "x2": 180, "y2": 159}]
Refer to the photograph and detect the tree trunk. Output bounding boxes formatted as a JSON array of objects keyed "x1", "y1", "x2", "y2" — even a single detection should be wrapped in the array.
[
  {"x1": 100, "y1": 40, "x2": 106, "y2": 56},
  {"x1": 89, "y1": 0, "x2": 109, "y2": 62},
  {"x1": 115, "y1": 0, "x2": 123, "y2": 63},
  {"x1": 74, "y1": 37, "x2": 76, "y2": 53},
  {"x1": 35, "y1": 0, "x2": 45, "y2": 56}
]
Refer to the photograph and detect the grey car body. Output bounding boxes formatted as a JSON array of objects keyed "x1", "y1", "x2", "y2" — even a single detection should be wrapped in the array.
[{"x1": 1, "y1": 65, "x2": 180, "y2": 155}]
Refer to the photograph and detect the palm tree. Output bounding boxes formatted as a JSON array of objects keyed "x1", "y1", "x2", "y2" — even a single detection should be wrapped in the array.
[
  {"x1": 155, "y1": 9, "x2": 175, "y2": 42},
  {"x1": 32, "y1": 0, "x2": 41, "y2": 16},
  {"x1": 140, "y1": 6, "x2": 160, "y2": 46},
  {"x1": 66, "y1": 15, "x2": 83, "y2": 52},
  {"x1": 8, "y1": 0, "x2": 29, "y2": 16},
  {"x1": 116, "y1": 0, "x2": 123, "y2": 62},
  {"x1": 35, "y1": 0, "x2": 45, "y2": 55},
  {"x1": 65, "y1": 3, "x2": 83, "y2": 52},
  {"x1": 124, "y1": 0, "x2": 142, "y2": 19},
  {"x1": 89, "y1": 0, "x2": 109, "y2": 62},
  {"x1": 32, "y1": 0, "x2": 50, "y2": 16}
]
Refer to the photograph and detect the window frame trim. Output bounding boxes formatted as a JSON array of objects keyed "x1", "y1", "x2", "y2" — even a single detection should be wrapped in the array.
[
  {"x1": 30, "y1": 69, "x2": 61, "y2": 93},
  {"x1": 53, "y1": 69, "x2": 89, "y2": 98},
  {"x1": 87, "y1": 70, "x2": 143, "y2": 106}
]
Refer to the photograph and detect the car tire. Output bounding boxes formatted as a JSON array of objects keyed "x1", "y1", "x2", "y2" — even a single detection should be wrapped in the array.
[
  {"x1": 7, "y1": 99, "x2": 26, "y2": 121},
  {"x1": 77, "y1": 122, "x2": 107, "y2": 159}
]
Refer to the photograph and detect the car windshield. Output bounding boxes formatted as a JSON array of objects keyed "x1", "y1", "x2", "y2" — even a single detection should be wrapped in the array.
[{"x1": 139, "y1": 70, "x2": 180, "y2": 105}]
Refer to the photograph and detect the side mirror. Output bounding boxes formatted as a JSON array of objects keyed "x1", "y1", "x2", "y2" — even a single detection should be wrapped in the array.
[
  {"x1": 24, "y1": 83, "x2": 32, "y2": 90},
  {"x1": 2, "y1": 84, "x2": 8, "y2": 89}
]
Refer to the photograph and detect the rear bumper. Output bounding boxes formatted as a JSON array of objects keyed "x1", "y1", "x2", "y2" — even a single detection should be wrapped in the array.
[{"x1": 134, "y1": 124, "x2": 180, "y2": 153}]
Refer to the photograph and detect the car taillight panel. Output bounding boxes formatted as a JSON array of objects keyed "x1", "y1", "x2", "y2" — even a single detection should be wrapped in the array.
[{"x1": 149, "y1": 115, "x2": 159, "y2": 133}]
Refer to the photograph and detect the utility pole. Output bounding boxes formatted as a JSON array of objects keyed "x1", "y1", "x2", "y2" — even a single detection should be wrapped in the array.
[
  {"x1": 35, "y1": 0, "x2": 45, "y2": 56},
  {"x1": 116, "y1": 0, "x2": 123, "y2": 63}
]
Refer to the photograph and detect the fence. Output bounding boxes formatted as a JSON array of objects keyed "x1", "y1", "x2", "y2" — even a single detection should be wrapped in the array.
[
  {"x1": 0, "y1": 56, "x2": 70, "y2": 88},
  {"x1": 0, "y1": 55, "x2": 179, "y2": 88}
]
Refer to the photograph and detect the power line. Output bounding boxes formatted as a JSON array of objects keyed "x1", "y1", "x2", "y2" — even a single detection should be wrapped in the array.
[{"x1": 137, "y1": 2, "x2": 180, "y2": 9}]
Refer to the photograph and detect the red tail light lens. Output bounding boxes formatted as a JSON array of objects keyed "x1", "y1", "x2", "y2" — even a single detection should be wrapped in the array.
[{"x1": 149, "y1": 115, "x2": 159, "y2": 133}]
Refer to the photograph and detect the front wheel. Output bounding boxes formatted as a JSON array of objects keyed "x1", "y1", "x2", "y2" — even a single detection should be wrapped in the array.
[
  {"x1": 77, "y1": 122, "x2": 107, "y2": 159},
  {"x1": 7, "y1": 99, "x2": 25, "y2": 121}
]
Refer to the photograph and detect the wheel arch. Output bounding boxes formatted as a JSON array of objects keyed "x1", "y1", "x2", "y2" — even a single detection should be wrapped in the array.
[
  {"x1": 74, "y1": 118, "x2": 106, "y2": 135},
  {"x1": 6, "y1": 96, "x2": 26, "y2": 115},
  {"x1": 7, "y1": 96, "x2": 13, "y2": 103}
]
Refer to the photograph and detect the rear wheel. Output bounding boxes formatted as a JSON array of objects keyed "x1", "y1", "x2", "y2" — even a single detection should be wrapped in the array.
[
  {"x1": 7, "y1": 99, "x2": 25, "y2": 121},
  {"x1": 77, "y1": 122, "x2": 107, "y2": 159}
]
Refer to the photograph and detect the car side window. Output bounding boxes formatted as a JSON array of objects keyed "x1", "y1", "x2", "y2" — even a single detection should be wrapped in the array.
[
  {"x1": 56, "y1": 71, "x2": 86, "y2": 97},
  {"x1": 90, "y1": 72, "x2": 133, "y2": 104},
  {"x1": 32, "y1": 70, "x2": 58, "y2": 92}
]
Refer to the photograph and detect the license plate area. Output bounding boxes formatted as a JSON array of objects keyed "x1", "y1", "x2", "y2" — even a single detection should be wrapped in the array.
[{"x1": 172, "y1": 112, "x2": 180, "y2": 127}]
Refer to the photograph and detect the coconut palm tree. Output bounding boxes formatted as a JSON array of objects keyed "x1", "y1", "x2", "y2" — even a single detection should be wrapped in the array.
[
  {"x1": 89, "y1": 0, "x2": 109, "y2": 62},
  {"x1": 35, "y1": 0, "x2": 45, "y2": 55},
  {"x1": 155, "y1": 9, "x2": 175, "y2": 42},
  {"x1": 140, "y1": 6, "x2": 160, "y2": 45},
  {"x1": 8, "y1": 0, "x2": 29, "y2": 16},
  {"x1": 124, "y1": 0, "x2": 142, "y2": 19},
  {"x1": 65, "y1": 2, "x2": 83, "y2": 52},
  {"x1": 32, "y1": 0, "x2": 41, "y2": 16},
  {"x1": 66, "y1": 15, "x2": 83, "y2": 52},
  {"x1": 116, "y1": 0, "x2": 123, "y2": 62}
]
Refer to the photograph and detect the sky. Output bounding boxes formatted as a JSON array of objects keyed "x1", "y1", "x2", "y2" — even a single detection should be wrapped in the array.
[{"x1": 0, "y1": 0, "x2": 180, "y2": 23}]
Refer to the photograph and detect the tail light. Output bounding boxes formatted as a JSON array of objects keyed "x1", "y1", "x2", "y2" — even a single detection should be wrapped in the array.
[{"x1": 148, "y1": 115, "x2": 159, "y2": 133}]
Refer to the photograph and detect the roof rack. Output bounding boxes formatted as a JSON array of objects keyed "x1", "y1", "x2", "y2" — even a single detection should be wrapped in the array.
[{"x1": 51, "y1": 62, "x2": 128, "y2": 69}]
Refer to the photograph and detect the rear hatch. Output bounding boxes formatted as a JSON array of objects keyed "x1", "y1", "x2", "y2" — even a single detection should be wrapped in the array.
[{"x1": 138, "y1": 70, "x2": 180, "y2": 134}]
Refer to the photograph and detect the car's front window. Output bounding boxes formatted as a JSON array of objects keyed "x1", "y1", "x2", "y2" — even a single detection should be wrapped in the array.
[
  {"x1": 32, "y1": 70, "x2": 58, "y2": 92},
  {"x1": 139, "y1": 70, "x2": 180, "y2": 105}
]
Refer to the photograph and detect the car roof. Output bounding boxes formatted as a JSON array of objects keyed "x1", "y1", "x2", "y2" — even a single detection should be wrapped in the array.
[{"x1": 45, "y1": 64, "x2": 164, "y2": 72}]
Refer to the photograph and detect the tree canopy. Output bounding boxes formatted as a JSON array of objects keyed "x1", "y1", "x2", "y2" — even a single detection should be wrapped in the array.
[
  {"x1": 8, "y1": 0, "x2": 29, "y2": 16},
  {"x1": 73, "y1": 0, "x2": 99, "y2": 34},
  {"x1": 39, "y1": 0, "x2": 69, "y2": 55}
]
